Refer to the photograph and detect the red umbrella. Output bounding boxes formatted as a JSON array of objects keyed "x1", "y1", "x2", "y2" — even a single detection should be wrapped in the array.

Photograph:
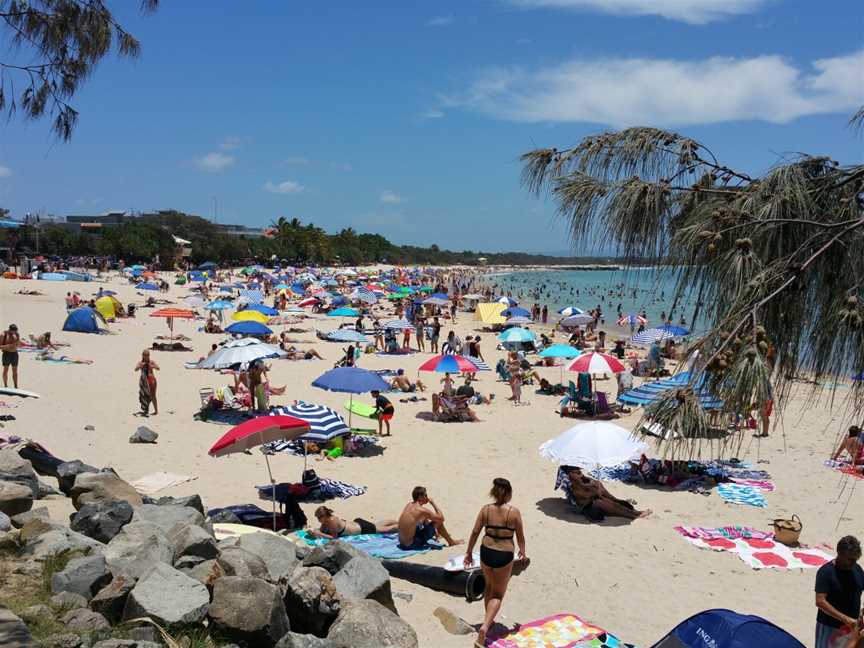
[
  {"x1": 149, "y1": 308, "x2": 195, "y2": 341},
  {"x1": 209, "y1": 415, "x2": 310, "y2": 529},
  {"x1": 566, "y1": 352, "x2": 626, "y2": 374},
  {"x1": 418, "y1": 354, "x2": 480, "y2": 373}
]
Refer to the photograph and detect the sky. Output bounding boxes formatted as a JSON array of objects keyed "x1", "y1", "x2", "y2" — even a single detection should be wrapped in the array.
[{"x1": 1, "y1": 0, "x2": 862, "y2": 254}]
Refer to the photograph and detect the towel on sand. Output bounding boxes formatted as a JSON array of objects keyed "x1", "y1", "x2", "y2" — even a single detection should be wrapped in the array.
[
  {"x1": 674, "y1": 525, "x2": 773, "y2": 541},
  {"x1": 716, "y1": 483, "x2": 767, "y2": 508},
  {"x1": 487, "y1": 612, "x2": 622, "y2": 647},
  {"x1": 295, "y1": 530, "x2": 442, "y2": 559},
  {"x1": 678, "y1": 533, "x2": 833, "y2": 570},
  {"x1": 824, "y1": 459, "x2": 864, "y2": 480},
  {"x1": 130, "y1": 471, "x2": 197, "y2": 495}
]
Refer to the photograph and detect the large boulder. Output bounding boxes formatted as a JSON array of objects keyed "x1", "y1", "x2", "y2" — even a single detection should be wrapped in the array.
[
  {"x1": 11, "y1": 507, "x2": 49, "y2": 529},
  {"x1": 0, "y1": 450, "x2": 38, "y2": 498},
  {"x1": 236, "y1": 532, "x2": 298, "y2": 583},
  {"x1": 19, "y1": 523, "x2": 103, "y2": 561},
  {"x1": 50, "y1": 554, "x2": 112, "y2": 600},
  {"x1": 284, "y1": 566, "x2": 340, "y2": 636},
  {"x1": 0, "y1": 511, "x2": 9, "y2": 532},
  {"x1": 70, "y1": 500, "x2": 133, "y2": 543},
  {"x1": 208, "y1": 576, "x2": 289, "y2": 646},
  {"x1": 301, "y1": 541, "x2": 365, "y2": 575},
  {"x1": 0, "y1": 607, "x2": 34, "y2": 648},
  {"x1": 0, "y1": 482, "x2": 33, "y2": 517},
  {"x1": 276, "y1": 634, "x2": 337, "y2": 648},
  {"x1": 89, "y1": 576, "x2": 134, "y2": 624},
  {"x1": 182, "y1": 559, "x2": 224, "y2": 588},
  {"x1": 49, "y1": 591, "x2": 88, "y2": 612},
  {"x1": 332, "y1": 554, "x2": 395, "y2": 613},
  {"x1": 170, "y1": 524, "x2": 218, "y2": 563},
  {"x1": 131, "y1": 504, "x2": 204, "y2": 536},
  {"x1": 122, "y1": 563, "x2": 209, "y2": 626},
  {"x1": 128, "y1": 426, "x2": 158, "y2": 444},
  {"x1": 216, "y1": 546, "x2": 269, "y2": 579},
  {"x1": 70, "y1": 472, "x2": 142, "y2": 510},
  {"x1": 104, "y1": 522, "x2": 172, "y2": 579},
  {"x1": 156, "y1": 494, "x2": 204, "y2": 515},
  {"x1": 56, "y1": 461, "x2": 98, "y2": 496},
  {"x1": 60, "y1": 608, "x2": 110, "y2": 632},
  {"x1": 326, "y1": 599, "x2": 418, "y2": 648}
]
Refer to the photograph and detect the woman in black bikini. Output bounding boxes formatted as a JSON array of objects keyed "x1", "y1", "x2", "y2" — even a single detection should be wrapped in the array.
[
  {"x1": 310, "y1": 506, "x2": 399, "y2": 538},
  {"x1": 463, "y1": 478, "x2": 526, "y2": 647}
]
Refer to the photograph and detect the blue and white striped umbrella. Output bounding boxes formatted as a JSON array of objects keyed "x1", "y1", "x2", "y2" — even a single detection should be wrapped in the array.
[
  {"x1": 558, "y1": 306, "x2": 585, "y2": 316},
  {"x1": 239, "y1": 289, "x2": 263, "y2": 304},
  {"x1": 350, "y1": 287, "x2": 377, "y2": 304},
  {"x1": 270, "y1": 402, "x2": 349, "y2": 442},
  {"x1": 618, "y1": 372, "x2": 723, "y2": 409},
  {"x1": 327, "y1": 329, "x2": 369, "y2": 343},
  {"x1": 383, "y1": 319, "x2": 413, "y2": 330},
  {"x1": 631, "y1": 328, "x2": 675, "y2": 345}
]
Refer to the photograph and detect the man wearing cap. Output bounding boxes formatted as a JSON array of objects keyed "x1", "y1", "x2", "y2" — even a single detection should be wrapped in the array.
[{"x1": 1, "y1": 323, "x2": 21, "y2": 388}]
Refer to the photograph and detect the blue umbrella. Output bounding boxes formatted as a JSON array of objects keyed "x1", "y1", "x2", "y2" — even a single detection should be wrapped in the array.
[
  {"x1": 658, "y1": 324, "x2": 691, "y2": 336},
  {"x1": 618, "y1": 371, "x2": 723, "y2": 409},
  {"x1": 327, "y1": 329, "x2": 369, "y2": 343},
  {"x1": 312, "y1": 367, "x2": 390, "y2": 429},
  {"x1": 136, "y1": 282, "x2": 160, "y2": 291},
  {"x1": 496, "y1": 296, "x2": 518, "y2": 307},
  {"x1": 197, "y1": 261, "x2": 217, "y2": 270},
  {"x1": 225, "y1": 321, "x2": 273, "y2": 336},
  {"x1": 239, "y1": 290, "x2": 263, "y2": 304},
  {"x1": 501, "y1": 306, "x2": 531, "y2": 318},
  {"x1": 430, "y1": 292, "x2": 449, "y2": 300},
  {"x1": 498, "y1": 327, "x2": 535, "y2": 343},
  {"x1": 219, "y1": 286, "x2": 233, "y2": 294},
  {"x1": 274, "y1": 283, "x2": 290, "y2": 290},
  {"x1": 205, "y1": 300, "x2": 233, "y2": 311},
  {"x1": 558, "y1": 306, "x2": 585, "y2": 316},
  {"x1": 330, "y1": 295, "x2": 348, "y2": 306},
  {"x1": 328, "y1": 307, "x2": 360, "y2": 317},
  {"x1": 538, "y1": 344, "x2": 581, "y2": 358},
  {"x1": 245, "y1": 304, "x2": 279, "y2": 317}
]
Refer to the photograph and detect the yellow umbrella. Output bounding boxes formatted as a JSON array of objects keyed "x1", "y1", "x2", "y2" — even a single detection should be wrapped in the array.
[{"x1": 231, "y1": 309, "x2": 269, "y2": 324}]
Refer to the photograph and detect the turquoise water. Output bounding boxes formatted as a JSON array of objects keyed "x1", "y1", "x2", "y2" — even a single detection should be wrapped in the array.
[{"x1": 477, "y1": 268, "x2": 699, "y2": 329}]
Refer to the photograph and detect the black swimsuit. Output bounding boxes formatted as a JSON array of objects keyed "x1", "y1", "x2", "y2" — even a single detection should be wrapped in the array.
[{"x1": 480, "y1": 505, "x2": 515, "y2": 569}]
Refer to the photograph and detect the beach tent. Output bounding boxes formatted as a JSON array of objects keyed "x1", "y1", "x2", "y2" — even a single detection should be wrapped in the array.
[
  {"x1": 475, "y1": 302, "x2": 506, "y2": 325},
  {"x1": 62, "y1": 307, "x2": 106, "y2": 334},
  {"x1": 650, "y1": 608, "x2": 804, "y2": 648},
  {"x1": 94, "y1": 295, "x2": 122, "y2": 320}
]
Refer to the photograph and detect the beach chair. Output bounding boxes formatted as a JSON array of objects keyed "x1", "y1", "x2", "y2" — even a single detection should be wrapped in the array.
[
  {"x1": 495, "y1": 359, "x2": 511, "y2": 382},
  {"x1": 558, "y1": 381, "x2": 579, "y2": 416},
  {"x1": 436, "y1": 395, "x2": 473, "y2": 422},
  {"x1": 199, "y1": 387, "x2": 215, "y2": 407}
]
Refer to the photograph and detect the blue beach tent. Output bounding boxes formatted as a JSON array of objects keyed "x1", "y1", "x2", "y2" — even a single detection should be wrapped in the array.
[
  {"x1": 650, "y1": 609, "x2": 804, "y2": 648},
  {"x1": 62, "y1": 307, "x2": 106, "y2": 334}
]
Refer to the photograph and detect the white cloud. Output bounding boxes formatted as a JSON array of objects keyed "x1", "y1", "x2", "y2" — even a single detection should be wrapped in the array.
[
  {"x1": 418, "y1": 108, "x2": 445, "y2": 119},
  {"x1": 264, "y1": 180, "x2": 305, "y2": 194},
  {"x1": 380, "y1": 190, "x2": 403, "y2": 204},
  {"x1": 505, "y1": 0, "x2": 768, "y2": 24},
  {"x1": 444, "y1": 50, "x2": 864, "y2": 127},
  {"x1": 0, "y1": 165, "x2": 10, "y2": 178},
  {"x1": 195, "y1": 152, "x2": 234, "y2": 172},
  {"x1": 220, "y1": 136, "x2": 242, "y2": 150},
  {"x1": 427, "y1": 14, "x2": 454, "y2": 26}
]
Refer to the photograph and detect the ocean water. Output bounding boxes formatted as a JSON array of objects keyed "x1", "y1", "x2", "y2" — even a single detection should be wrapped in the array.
[{"x1": 477, "y1": 267, "x2": 699, "y2": 329}]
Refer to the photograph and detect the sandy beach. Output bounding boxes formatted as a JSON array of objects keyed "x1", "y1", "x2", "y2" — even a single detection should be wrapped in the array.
[{"x1": 1, "y1": 272, "x2": 861, "y2": 647}]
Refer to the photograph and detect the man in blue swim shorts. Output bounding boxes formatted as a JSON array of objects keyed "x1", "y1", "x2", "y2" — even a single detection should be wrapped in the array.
[{"x1": 397, "y1": 486, "x2": 464, "y2": 549}]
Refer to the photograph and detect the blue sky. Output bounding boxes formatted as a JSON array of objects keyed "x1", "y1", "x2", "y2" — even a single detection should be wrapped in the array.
[{"x1": 1, "y1": 0, "x2": 862, "y2": 253}]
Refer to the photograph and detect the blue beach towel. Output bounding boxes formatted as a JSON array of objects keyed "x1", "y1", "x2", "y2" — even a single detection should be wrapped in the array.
[
  {"x1": 716, "y1": 483, "x2": 767, "y2": 508},
  {"x1": 295, "y1": 530, "x2": 443, "y2": 559}
]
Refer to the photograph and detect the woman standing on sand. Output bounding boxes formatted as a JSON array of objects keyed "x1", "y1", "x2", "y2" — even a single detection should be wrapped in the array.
[
  {"x1": 464, "y1": 478, "x2": 526, "y2": 647},
  {"x1": 135, "y1": 349, "x2": 160, "y2": 416}
]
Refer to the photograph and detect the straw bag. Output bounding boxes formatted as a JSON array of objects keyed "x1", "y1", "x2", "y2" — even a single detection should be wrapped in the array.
[{"x1": 773, "y1": 514, "x2": 802, "y2": 546}]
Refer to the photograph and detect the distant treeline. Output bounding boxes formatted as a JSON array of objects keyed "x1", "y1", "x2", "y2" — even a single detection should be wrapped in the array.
[{"x1": 4, "y1": 210, "x2": 650, "y2": 267}]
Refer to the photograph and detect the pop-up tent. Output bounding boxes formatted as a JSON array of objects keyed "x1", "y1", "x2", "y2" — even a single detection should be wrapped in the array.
[
  {"x1": 94, "y1": 295, "x2": 123, "y2": 321},
  {"x1": 651, "y1": 609, "x2": 804, "y2": 648},
  {"x1": 62, "y1": 307, "x2": 107, "y2": 334},
  {"x1": 474, "y1": 302, "x2": 506, "y2": 325}
]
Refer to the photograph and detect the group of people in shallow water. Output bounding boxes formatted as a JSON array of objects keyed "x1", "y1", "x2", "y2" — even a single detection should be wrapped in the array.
[{"x1": 310, "y1": 479, "x2": 527, "y2": 646}]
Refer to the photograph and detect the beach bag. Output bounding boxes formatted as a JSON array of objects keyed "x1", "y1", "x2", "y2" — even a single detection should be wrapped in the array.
[
  {"x1": 302, "y1": 469, "x2": 320, "y2": 488},
  {"x1": 772, "y1": 514, "x2": 802, "y2": 546}
]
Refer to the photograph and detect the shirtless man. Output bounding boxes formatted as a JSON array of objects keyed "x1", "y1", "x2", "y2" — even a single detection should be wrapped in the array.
[
  {"x1": 391, "y1": 368, "x2": 426, "y2": 393},
  {"x1": 397, "y1": 486, "x2": 463, "y2": 549},
  {"x1": 568, "y1": 467, "x2": 651, "y2": 520}
]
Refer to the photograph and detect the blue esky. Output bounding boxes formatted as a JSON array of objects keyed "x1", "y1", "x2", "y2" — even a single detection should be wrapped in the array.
[{"x1": 1, "y1": 0, "x2": 862, "y2": 253}]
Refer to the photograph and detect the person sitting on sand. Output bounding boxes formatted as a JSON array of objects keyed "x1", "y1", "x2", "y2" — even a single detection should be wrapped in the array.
[
  {"x1": 537, "y1": 378, "x2": 566, "y2": 396},
  {"x1": 309, "y1": 506, "x2": 399, "y2": 539},
  {"x1": 36, "y1": 352, "x2": 93, "y2": 364},
  {"x1": 391, "y1": 368, "x2": 426, "y2": 393},
  {"x1": 432, "y1": 392, "x2": 480, "y2": 421},
  {"x1": 832, "y1": 425, "x2": 864, "y2": 465},
  {"x1": 567, "y1": 467, "x2": 651, "y2": 520},
  {"x1": 398, "y1": 486, "x2": 463, "y2": 549},
  {"x1": 34, "y1": 332, "x2": 58, "y2": 350},
  {"x1": 204, "y1": 317, "x2": 222, "y2": 334}
]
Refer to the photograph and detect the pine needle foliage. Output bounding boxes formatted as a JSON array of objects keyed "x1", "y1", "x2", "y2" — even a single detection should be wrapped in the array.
[{"x1": 522, "y1": 118, "x2": 864, "y2": 443}]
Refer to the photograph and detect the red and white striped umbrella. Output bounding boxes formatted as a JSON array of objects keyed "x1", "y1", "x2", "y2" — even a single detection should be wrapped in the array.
[{"x1": 566, "y1": 352, "x2": 626, "y2": 374}]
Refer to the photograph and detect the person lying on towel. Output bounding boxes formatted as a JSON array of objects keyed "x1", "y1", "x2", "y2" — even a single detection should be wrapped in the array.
[{"x1": 309, "y1": 506, "x2": 398, "y2": 538}]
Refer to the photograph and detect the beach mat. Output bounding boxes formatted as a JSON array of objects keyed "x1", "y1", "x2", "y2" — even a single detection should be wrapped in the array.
[
  {"x1": 295, "y1": 530, "x2": 442, "y2": 559},
  {"x1": 716, "y1": 483, "x2": 767, "y2": 508},
  {"x1": 824, "y1": 459, "x2": 864, "y2": 480},
  {"x1": 130, "y1": 471, "x2": 197, "y2": 495},
  {"x1": 675, "y1": 529, "x2": 833, "y2": 570},
  {"x1": 486, "y1": 612, "x2": 623, "y2": 647}
]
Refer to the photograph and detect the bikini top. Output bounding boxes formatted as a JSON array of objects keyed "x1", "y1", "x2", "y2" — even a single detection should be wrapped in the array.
[{"x1": 483, "y1": 504, "x2": 515, "y2": 540}]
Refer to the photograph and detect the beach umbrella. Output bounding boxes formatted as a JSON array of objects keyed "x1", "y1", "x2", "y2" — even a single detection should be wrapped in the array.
[
  {"x1": 330, "y1": 295, "x2": 348, "y2": 307},
  {"x1": 631, "y1": 328, "x2": 676, "y2": 345},
  {"x1": 327, "y1": 329, "x2": 369, "y2": 343},
  {"x1": 349, "y1": 287, "x2": 377, "y2": 304},
  {"x1": 196, "y1": 338, "x2": 286, "y2": 369},
  {"x1": 618, "y1": 371, "x2": 723, "y2": 410},
  {"x1": 461, "y1": 293, "x2": 483, "y2": 301},
  {"x1": 618, "y1": 313, "x2": 647, "y2": 327},
  {"x1": 205, "y1": 299, "x2": 233, "y2": 311},
  {"x1": 328, "y1": 307, "x2": 360, "y2": 317},
  {"x1": 225, "y1": 321, "x2": 273, "y2": 337},
  {"x1": 232, "y1": 310, "x2": 270, "y2": 324},
  {"x1": 558, "y1": 306, "x2": 585, "y2": 316},
  {"x1": 209, "y1": 415, "x2": 310, "y2": 530},
  {"x1": 418, "y1": 354, "x2": 481, "y2": 373},
  {"x1": 149, "y1": 307, "x2": 194, "y2": 340},
  {"x1": 183, "y1": 295, "x2": 206, "y2": 308},
  {"x1": 296, "y1": 297, "x2": 319, "y2": 307},
  {"x1": 504, "y1": 316, "x2": 533, "y2": 326},
  {"x1": 501, "y1": 306, "x2": 530, "y2": 318},
  {"x1": 239, "y1": 289, "x2": 263, "y2": 304},
  {"x1": 498, "y1": 327, "x2": 535, "y2": 343},
  {"x1": 269, "y1": 402, "x2": 350, "y2": 468},
  {"x1": 312, "y1": 366, "x2": 390, "y2": 429},
  {"x1": 136, "y1": 282, "x2": 160, "y2": 291},
  {"x1": 131, "y1": 264, "x2": 146, "y2": 271},
  {"x1": 561, "y1": 314, "x2": 594, "y2": 327},
  {"x1": 566, "y1": 352, "x2": 626, "y2": 374},
  {"x1": 422, "y1": 297, "x2": 449, "y2": 307},
  {"x1": 496, "y1": 296, "x2": 517, "y2": 306},
  {"x1": 218, "y1": 286, "x2": 233, "y2": 294},
  {"x1": 197, "y1": 261, "x2": 217, "y2": 270},
  {"x1": 274, "y1": 283, "x2": 290, "y2": 290},
  {"x1": 539, "y1": 344, "x2": 581, "y2": 359},
  {"x1": 658, "y1": 323, "x2": 690, "y2": 337},
  {"x1": 383, "y1": 319, "x2": 413, "y2": 330},
  {"x1": 245, "y1": 303, "x2": 279, "y2": 317},
  {"x1": 539, "y1": 422, "x2": 648, "y2": 469}
]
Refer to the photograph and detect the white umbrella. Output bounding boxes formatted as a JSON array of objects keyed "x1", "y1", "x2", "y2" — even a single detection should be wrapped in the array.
[
  {"x1": 561, "y1": 314, "x2": 594, "y2": 327},
  {"x1": 195, "y1": 338, "x2": 286, "y2": 369},
  {"x1": 538, "y1": 422, "x2": 648, "y2": 469},
  {"x1": 505, "y1": 316, "x2": 532, "y2": 326},
  {"x1": 422, "y1": 297, "x2": 450, "y2": 307}
]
